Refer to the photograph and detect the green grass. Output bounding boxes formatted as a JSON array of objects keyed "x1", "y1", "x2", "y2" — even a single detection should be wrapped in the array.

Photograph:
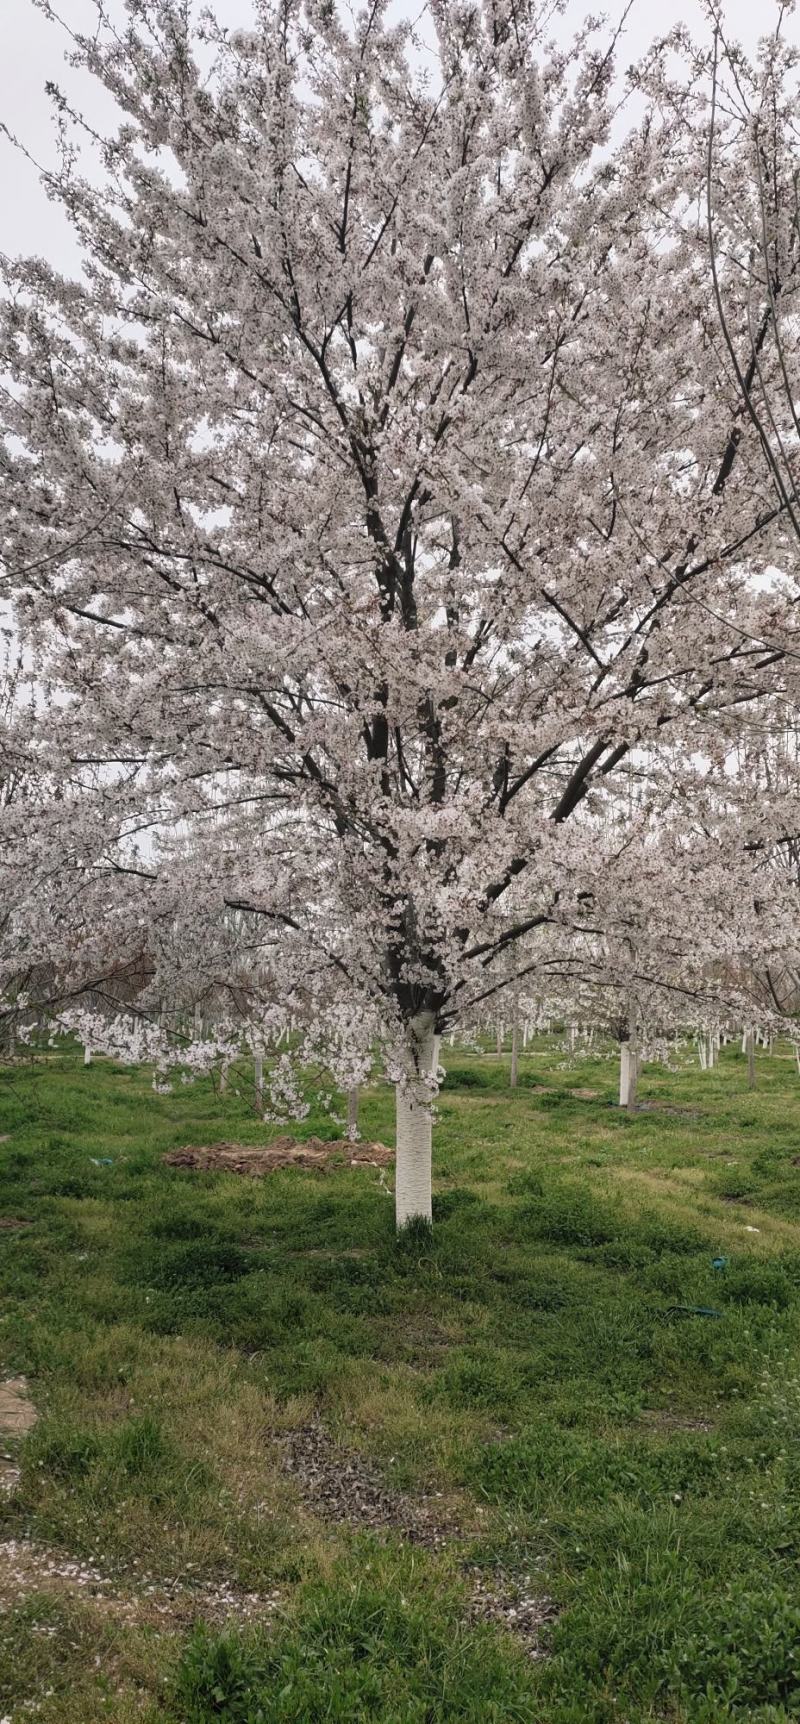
[{"x1": 2, "y1": 1040, "x2": 800, "y2": 1719}]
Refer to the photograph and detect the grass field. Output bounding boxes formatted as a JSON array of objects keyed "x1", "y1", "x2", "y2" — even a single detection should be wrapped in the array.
[{"x1": 2, "y1": 1039, "x2": 800, "y2": 1721}]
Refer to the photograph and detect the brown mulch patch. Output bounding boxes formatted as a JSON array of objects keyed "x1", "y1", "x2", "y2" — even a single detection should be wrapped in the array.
[
  {"x1": 0, "y1": 1217, "x2": 32, "y2": 1231},
  {"x1": 570, "y1": 1088, "x2": 602, "y2": 1100},
  {"x1": 163, "y1": 1136, "x2": 393, "y2": 1177},
  {"x1": 280, "y1": 1419, "x2": 553, "y2": 1659}
]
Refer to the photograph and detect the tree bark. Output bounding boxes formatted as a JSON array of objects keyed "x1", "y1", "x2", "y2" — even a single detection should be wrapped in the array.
[
  {"x1": 746, "y1": 1028, "x2": 756, "y2": 1090},
  {"x1": 254, "y1": 1054, "x2": 264, "y2": 1111},
  {"x1": 83, "y1": 1044, "x2": 92, "y2": 1067},
  {"x1": 395, "y1": 1015, "x2": 440, "y2": 1230},
  {"x1": 347, "y1": 1086, "x2": 360, "y2": 1141}
]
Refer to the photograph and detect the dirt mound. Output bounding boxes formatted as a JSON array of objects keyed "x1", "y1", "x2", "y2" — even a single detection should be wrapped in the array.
[{"x1": 163, "y1": 1136, "x2": 394, "y2": 1177}]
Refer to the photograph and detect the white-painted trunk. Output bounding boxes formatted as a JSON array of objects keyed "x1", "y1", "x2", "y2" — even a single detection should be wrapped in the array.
[
  {"x1": 254, "y1": 1054, "x2": 264, "y2": 1110},
  {"x1": 619, "y1": 1041, "x2": 634, "y2": 1108},
  {"x1": 627, "y1": 1049, "x2": 639, "y2": 1113},
  {"x1": 219, "y1": 1065, "x2": 228, "y2": 1096},
  {"x1": 347, "y1": 1086, "x2": 360, "y2": 1141},
  {"x1": 510, "y1": 1021, "x2": 520, "y2": 1089},
  {"x1": 395, "y1": 1016, "x2": 440, "y2": 1230},
  {"x1": 746, "y1": 1029, "x2": 756, "y2": 1090},
  {"x1": 194, "y1": 1003, "x2": 203, "y2": 1039},
  {"x1": 83, "y1": 1044, "x2": 92, "y2": 1067}
]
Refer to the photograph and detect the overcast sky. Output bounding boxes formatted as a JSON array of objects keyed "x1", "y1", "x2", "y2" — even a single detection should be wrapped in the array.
[{"x1": 0, "y1": 0, "x2": 795, "y2": 266}]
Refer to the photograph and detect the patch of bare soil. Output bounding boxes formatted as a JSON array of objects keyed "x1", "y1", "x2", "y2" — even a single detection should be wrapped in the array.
[
  {"x1": 280, "y1": 1420, "x2": 554, "y2": 1659},
  {"x1": 163, "y1": 1136, "x2": 394, "y2": 1177},
  {"x1": 571, "y1": 1088, "x2": 602, "y2": 1100},
  {"x1": 468, "y1": 1573, "x2": 557, "y2": 1658},
  {"x1": 638, "y1": 1407, "x2": 714, "y2": 1434},
  {"x1": 0, "y1": 1217, "x2": 31, "y2": 1230},
  {"x1": 0, "y1": 1539, "x2": 280, "y2": 1628},
  {"x1": 0, "y1": 1375, "x2": 37, "y2": 1496},
  {"x1": 635, "y1": 1101, "x2": 702, "y2": 1119},
  {"x1": 281, "y1": 1420, "x2": 456, "y2": 1550}
]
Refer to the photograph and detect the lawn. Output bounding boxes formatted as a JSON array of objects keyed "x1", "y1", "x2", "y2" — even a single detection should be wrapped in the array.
[{"x1": 1, "y1": 1039, "x2": 800, "y2": 1721}]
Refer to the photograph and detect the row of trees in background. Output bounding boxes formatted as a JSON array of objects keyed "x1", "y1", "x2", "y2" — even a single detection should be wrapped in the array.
[{"x1": 3, "y1": 0, "x2": 800, "y2": 1225}]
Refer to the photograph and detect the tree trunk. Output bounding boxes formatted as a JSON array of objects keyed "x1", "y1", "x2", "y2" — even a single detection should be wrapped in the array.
[
  {"x1": 83, "y1": 1044, "x2": 92, "y2": 1067},
  {"x1": 627, "y1": 1048, "x2": 639, "y2": 1113},
  {"x1": 510, "y1": 1021, "x2": 520, "y2": 1089},
  {"x1": 746, "y1": 1028, "x2": 756, "y2": 1090},
  {"x1": 347, "y1": 1086, "x2": 360, "y2": 1141},
  {"x1": 194, "y1": 1003, "x2": 202, "y2": 1038},
  {"x1": 219, "y1": 1065, "x2": 228, "y2": 1096},
  {"x1": 619, "y1": 1041, "x2": 636, "y2": 1108},
  {"x1": 254, "y1": 1054, "x2": 264, "y2": 1111},
  {"x1": 395, "y1": 1015, "x2": 440, "y2": 1230},
  {"x1": 495, "y1": 1024, "x2": 503, "y2": 1056}
]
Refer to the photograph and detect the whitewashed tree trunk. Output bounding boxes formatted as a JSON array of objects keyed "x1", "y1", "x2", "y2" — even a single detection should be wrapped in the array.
[
  {"x1": 83, "y1": 1044, "x2": 92, "y2": 1067},
  {"x1": 627, "y1": 1048, "x2": 639, "y2": 1113},
  {"x1": 619, "y1": 1041, "x2": 637, "y2": 1108},
  {"x1": 194, "y1": 1002, "x2": 202, "y2": 1039},
  {"x1": 395, "y1": 1015, "x2": 440, "y2": 1230},
  {"x1": 347, "y1": 1086, "x2": 360, "y2": 1141},
  {"x1": 219, "y1": 1064, "x2": 228, "y2": 1096},
  {"x1": 254, "y1": 1054, "x2": 264, "y2": 1110},
  {"x1": 510, "y1": 1021, "x2": 520, "y2": 1089},
  {"x1": 746, "y1": 1028, "x2": 756, "y2": 1090}
]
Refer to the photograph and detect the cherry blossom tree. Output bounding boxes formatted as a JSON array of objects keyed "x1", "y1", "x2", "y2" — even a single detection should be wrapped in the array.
[{"x1": 3, "y1": 0, "x2": 800, "y2": 1225}]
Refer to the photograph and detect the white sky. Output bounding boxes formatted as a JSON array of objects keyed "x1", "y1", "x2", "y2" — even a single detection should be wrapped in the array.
[{"x1": 0, "y1": 0, "x2": 795, "y2": 264}]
